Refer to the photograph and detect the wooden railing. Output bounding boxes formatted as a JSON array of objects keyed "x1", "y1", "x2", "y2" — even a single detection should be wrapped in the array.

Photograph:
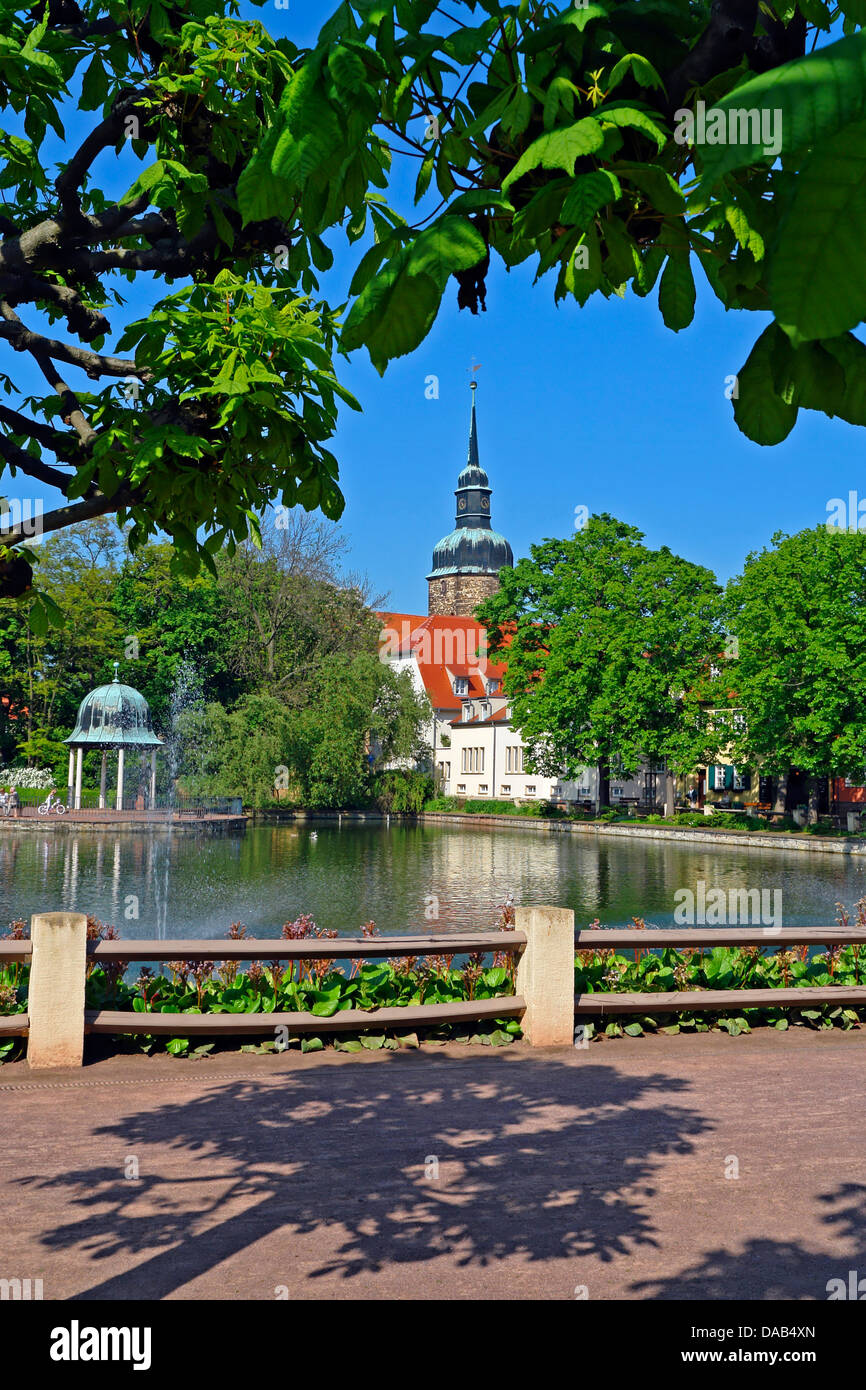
[
  {"x1": 5, "y1": 910, "x2": 577, "y2": 1067},
  {"x1": 573, "y1": 924, "x2": 866, "y2": 1016},
  {"x1": 85, "y1": 931, "x2": 528, "y2": 1039},
  {"x1": 7, "y1": 913, "x2": 866, "y2": 1067}
]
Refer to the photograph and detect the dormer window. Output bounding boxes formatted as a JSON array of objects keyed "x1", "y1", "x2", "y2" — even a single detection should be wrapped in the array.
[
  {"x1": 463, "y1": 702, "x2": 472, "y2": 720},
  {"x1": 453, "y1": 676, "x2": 468, "y2": 695},
  {"x1": 487, "y1": 678, "x2": 500, "y2": 694}
]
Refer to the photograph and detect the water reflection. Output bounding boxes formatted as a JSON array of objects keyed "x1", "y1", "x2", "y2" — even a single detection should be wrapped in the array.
[{"x1": 0, "y1": 823, "x2": 862, "y2": 941}]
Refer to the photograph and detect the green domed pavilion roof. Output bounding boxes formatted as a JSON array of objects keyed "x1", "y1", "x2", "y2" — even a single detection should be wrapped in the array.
[{"x1": 65, "y1": 665, "x2": 163, "y2": 749}]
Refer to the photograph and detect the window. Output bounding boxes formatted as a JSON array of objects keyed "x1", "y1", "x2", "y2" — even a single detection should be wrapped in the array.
[
  {"x1": 479, "y1": 783, "x2": 488, "y2": 793},
  {"x1": 461, "y1": 747, "x2": 484, "y2": 773},
  {"x1": 505, "y1": 745, "x2": 524, "y2": 773},
  {"x1": 454, "y1": 677, "x2": 468, "y2": 695},
  {"x1": 480, "y1": 701, "x2": 490, "y2": 719},
  {"x1": 525, "y1": 785, "x2": 536, "y2": 796},
  {"x1": 487, "y1": 678, "x2": 500, "y2": 694},
  {"x1": 500, "y1": 784, "x2": 511, "y2": 795},
  {"x1": 457, "y1": 783, "x2": 466, "y2": 793},
  {"x1": 463, "y1": 702, "x2": 472, "y2": 720}
]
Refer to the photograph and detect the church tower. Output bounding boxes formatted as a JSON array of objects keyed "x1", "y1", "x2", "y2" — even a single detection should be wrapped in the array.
[{"x1": 427, "y1": 383, "x2": 513, "y2": 617}]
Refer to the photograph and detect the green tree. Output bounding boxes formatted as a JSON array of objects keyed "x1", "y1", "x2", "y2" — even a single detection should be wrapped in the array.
[
  {"x1": 478, "y1": 514, "x2": 724, "y2": 808},
  {"x1": 287, "y1": 652, "x2": 430, "y2": 809},
  {"x1": 3, "y1": 0, "x2": 866, "y2": 612},
  {"x1": 0, "y1": 518, "x2": 122, "y2": 761},
  {"x1": 725, "y1": 525, "x2": 866, "y2": 813},
  {"x1": 181, "y1": 694, "x2": 296, "y2": 808},
  {"x1": 216, "y1": 514, "x2": 382, "y2": 703},
  {"x1": 110, "y1": 539, "x2": 240, "y2": 725},
  {"x1": 0, "y1": 0, "x2": 355, "y2": 605},
  {"x1": 240, "y1": 0, "x2": 866, "y2": 451}
]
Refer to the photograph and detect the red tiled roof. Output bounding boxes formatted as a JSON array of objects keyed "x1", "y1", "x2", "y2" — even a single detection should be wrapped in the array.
[{"x1": 378, "y1": 611, "x2": 507, "y2": 711}]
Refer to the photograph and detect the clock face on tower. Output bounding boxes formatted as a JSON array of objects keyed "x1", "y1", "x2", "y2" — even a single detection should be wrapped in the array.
[
  {"x1": 458, "y1": 497, "x2": 466, "y2": 510},
  {"x1": 481, "y1": 496, "x2": 489, "y2": 511}
]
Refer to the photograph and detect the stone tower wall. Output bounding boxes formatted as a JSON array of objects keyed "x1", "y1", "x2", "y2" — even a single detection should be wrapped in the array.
[{"x1": 427, "y1": 571, "x2": 500, "y2": 618}]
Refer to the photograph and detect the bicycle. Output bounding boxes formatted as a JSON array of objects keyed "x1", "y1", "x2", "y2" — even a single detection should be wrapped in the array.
[{"x1": 37, "y1": 796, "x2": 66, "y2": 816}]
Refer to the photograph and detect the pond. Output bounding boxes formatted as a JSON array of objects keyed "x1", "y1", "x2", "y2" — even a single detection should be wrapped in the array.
[{"x1": 0, "y1": 821, "x2": 863, "y2": 941}]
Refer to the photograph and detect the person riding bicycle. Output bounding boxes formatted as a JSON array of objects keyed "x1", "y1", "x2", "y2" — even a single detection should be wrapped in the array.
[{"x1": 41, "y1": 788, "x2": 62, "y2": 813}]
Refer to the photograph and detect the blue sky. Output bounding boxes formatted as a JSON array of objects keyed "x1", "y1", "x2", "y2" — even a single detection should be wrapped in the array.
[{"x1": 4, "y1": 0, "x2": 861, "y2": 616}]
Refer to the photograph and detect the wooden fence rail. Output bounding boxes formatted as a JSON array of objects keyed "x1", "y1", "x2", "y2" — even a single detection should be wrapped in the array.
[
  {"x1": 575, "y1": 986, "x2": 866, "y2": 1015},
  {"x1": 87, "y1": 932, "x2": 526, "y2": 961},
  {"x1": 86, "y1": 997, "x2": 525, "y2": 1037},
  {"x1": 574, "y1": 927, "x2": 866, "y2": 948}
]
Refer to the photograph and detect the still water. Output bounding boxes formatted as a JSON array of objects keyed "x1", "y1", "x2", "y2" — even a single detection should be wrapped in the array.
[{"x1": 0, "y1": 822, "x2": 863, "y2": 941}]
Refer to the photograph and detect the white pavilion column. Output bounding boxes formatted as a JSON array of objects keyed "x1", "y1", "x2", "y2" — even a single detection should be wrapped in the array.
[
  {"x1": 98, "y1": 751, "x2": 107, "y2": 809},
  {"x1": 74, "y1": 747, "x2": 83, "y2": 810},
  {"x1": 67, "y1": 749, "x2": 75, "y2": 807},
  {"x1": 116, "y1": 748, "x2": 125, "y2": 811},
  {"x1": 150, "y1": 749, "x2": 157, "y2": 806}
]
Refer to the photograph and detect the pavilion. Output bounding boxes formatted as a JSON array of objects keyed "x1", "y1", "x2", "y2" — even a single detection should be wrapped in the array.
[{"x1": 64, "y1": 663, "x2": 164, "y2": 810}]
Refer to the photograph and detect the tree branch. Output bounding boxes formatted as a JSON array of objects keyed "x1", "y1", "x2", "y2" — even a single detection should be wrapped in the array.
[
  {"x1": 0, "y1": 307, "x2": 150, "y2": 382},
  {"x1": 0, "y1": 488, "x2": 135, "y2": 549},
  {"x1": 0, "y1": 404, "x2": 82, "y2": 465},
  {"x1": 55, "y1": 91, "x2": 151, "y2": 219},
  {"x1": 0, "y1": 430, "x2": 76, "y2": 495},
  {"x1": 0, "y1": 271, "x2": 109, "y2": 341}
]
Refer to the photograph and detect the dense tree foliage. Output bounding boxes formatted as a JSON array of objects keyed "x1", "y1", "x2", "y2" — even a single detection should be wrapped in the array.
[
  {"x1": 724, "y1": 525, "x2": 866, "y2": 804},
  {"x1": 480, "y1": 515, "x2": 866, "y2": 804},
  {"x1": 1, "y1": 0, "x2": 865, "y2": 609},
  {"x1": 0, "y1": 517, "x2": 431, "y2": 805},
  {"x1": 243, "y1": 0, "x2": 866, "y2": 445},
  {"x1": 478, "y1": 514, "x2": 725, "y2": 803}
]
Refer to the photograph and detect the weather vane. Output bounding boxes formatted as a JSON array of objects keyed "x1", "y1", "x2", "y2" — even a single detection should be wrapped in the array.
[{"x1": 468, "y1": 359, "x2": 482, "y2": 390}]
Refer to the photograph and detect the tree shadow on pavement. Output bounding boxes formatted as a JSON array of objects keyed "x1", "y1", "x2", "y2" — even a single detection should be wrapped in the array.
[
  {"x1": 630, "y1": 1182, "x2": 866, "y2": 1300},
  {"x1": 17, "y1": 1050, "x2": 712, "y2": 1299}
]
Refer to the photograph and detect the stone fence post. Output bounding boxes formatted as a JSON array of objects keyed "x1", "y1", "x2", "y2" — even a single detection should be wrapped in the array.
[
  {"x1": 27, "y1": 912, "x2": 88, "y2": 1069},
  {"x1": 515, "y1": 905, "x2": 575, "y2": 1046}
]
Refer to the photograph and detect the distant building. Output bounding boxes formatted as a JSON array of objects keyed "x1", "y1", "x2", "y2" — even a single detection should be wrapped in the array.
[
  {"x1": 378, "y1": 611, "x2": 591, "y2": 803},
  {"x1": 380, "y1": 386, "x2": 658, "y2": 811},
  {"x1": 427, "y1": 381, "x2": 513, "y2": 618}
]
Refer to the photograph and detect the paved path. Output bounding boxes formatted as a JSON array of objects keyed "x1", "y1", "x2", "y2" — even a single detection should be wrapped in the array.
[{"x1": 3, "y1": 1029, "x2": 866, "y2": 1300}]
